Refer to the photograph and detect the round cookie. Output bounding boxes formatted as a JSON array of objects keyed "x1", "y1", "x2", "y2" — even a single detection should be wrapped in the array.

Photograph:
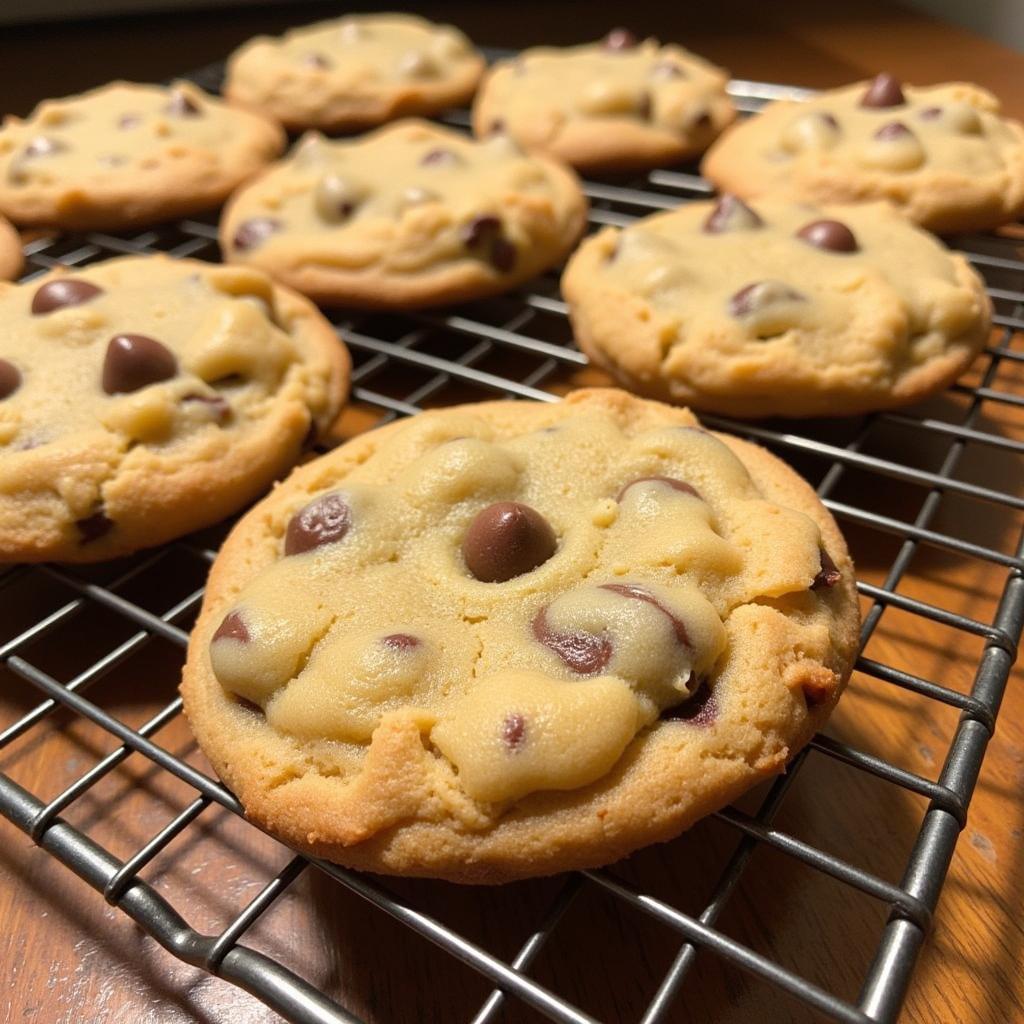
[
  {"x1": 0, "y1": 215, "x2": 22, "y2": 281},
  {"x1": 181, "y1": 387, "x2": 859, "y2": 883},
  {"x1": 0, "y1": 255, "x2": 349, "y2": 563},
  {"x1": 471, "y1": 30, "x2": 736, "y2": 174},
  {"x1": 562, "y1": 197, "x2": 991, "y2": 419},
  {"x1": 225, "y1": 13, "x2": 484, "y2": 133},
  {"x1": 0, "y1": 81, "x2": 285, "y2": 232},
  {"x1": 220, "y1": 119, "x2": 587, "y2": 308},
  {"x1": 702, "y1": 74, "x2": 1024, "y2": 234}
]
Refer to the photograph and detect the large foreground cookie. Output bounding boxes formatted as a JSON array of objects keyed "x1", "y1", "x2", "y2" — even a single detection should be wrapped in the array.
[
  {"x1": 181, "y1": 388, "x2": 859, "y2": 883},
  {"x1": 702, "y1": 74, "x2": 1024, "y2": 234},
  {"x1": 221, "y1": 119, "x2": 587, "y2": 308},
  {"x1": 0, "y1": 81, "x2": 285, "y2": 232},
  {"x1": 225, "y1": 13, "x2": 484, "y2": 132},
  {"x1": 0, "y1": 255, "x2": 349, "y2": 563},
  {"x1": 0, "y1": 215, "x2": 22, "y2": 281},
  {"x1": 563, "y1": 197, "x2": 991, "y2": 418}
]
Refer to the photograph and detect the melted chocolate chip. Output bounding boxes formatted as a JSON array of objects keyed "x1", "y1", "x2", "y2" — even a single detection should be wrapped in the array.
[
  {"x1": 703, "y1": 194, "x2": 763, "y2": 234},
  {"x1": 165, "y1": 90, "x2": 201, "y2": 117},
  {"x1": 182, "y1": 393, "x2": 231, "y2": 423},
  {"x1": 859, "y1": 73, "x2": 905, "y2": 109},
  {"x1": 811, "y1": 548, "x2": 841, "y2": 590},
  {"x1": 232, "y1": 217, "x2": 282, "y2": 252},
  {"x1": 728, "y1": 280, "x2": 805, "y2": 318},
  {"x1": 213, "y1": 609, "x2": 250, "y2": 643},
  {"x1": 600, "y1": 583, "x2": 691, "y2": 647},
  {"x1": 874, "y1": 121, "x2": 912, "y2": 141},
  {"x1": 617, "y1": 475, "x2": 701, "y2": 502},
  {"x1": 0, "y1": 360, "x2": 22, "y2": 400},
  {"x1": 463, "y1": 501, "x2": 557, "y2": 583},
  {"x1": 532, "y1": 606, "x2": 613, "y2": 675},
  {"x1": 381, "y1": 633, "x2": 420, "y2": 651},
  {"x1": 502, "y1": 712, "x2": 527, "y2": 751},
  {"x1": 796, "y1": 219, "x2": 859, "y2": 253},
  {"x1": 31, "y1": 278, "x2": 104, "y2": 315},
  {"x1": 462, "y1": 215, "x2": 517, "y2": 273},
  {"x1": 284, "y1": 492, "x2": 352, "y2": 555},
  {"x1": 76, "y1": 511, "x2": 113, "y2": 544},
  {"x1": 102, "y1": 334, "x2": 178, "y2": 395},
  {"x1": 661, "y1": 679, "x2": 716, "y2": 726},
  {"x1": 420, "y1": 147, "x2": 460, "y2": 166},
  {"x1": 604, "y1": 27, "x2": 637, "y2": 51}
]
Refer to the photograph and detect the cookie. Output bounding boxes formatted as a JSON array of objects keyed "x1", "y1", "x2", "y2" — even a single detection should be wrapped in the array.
[
  {"x1": 0, "y1": 215, "x2": 22, "y2": 281},
  {"x1": 181, "y1": 387, "x2": 859, "y2": 883},
  {"x1": 0, "y1": 255, "x2": 349, "y2": 563},
  {"x1": 562, "y1": 197, "x2": 991, "y2": 419},
  {"x1": 0, "y1": 81, "x2": 285, "y2": 232},
  {"x1": 702, "y1": 74, "x2": 1024, "y2": 234},
  {"x1": 225, "y1": 13, "x2": 484, "y2": 133},
  {"x1": 471, "y1": 30, "x2": 736, "y2": 174},
  {"x1": 220, "y1": 119, "x2": 587, "y2": 308}
]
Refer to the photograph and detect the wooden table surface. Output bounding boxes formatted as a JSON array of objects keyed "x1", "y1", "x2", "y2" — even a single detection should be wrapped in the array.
[{"x1": 1, "y1": 3, "x2": 1022, "y2": 1023}]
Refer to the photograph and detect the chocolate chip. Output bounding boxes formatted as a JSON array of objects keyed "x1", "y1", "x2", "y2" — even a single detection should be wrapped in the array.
[
  {"x1": 604, "y1": 27, "x2": 637, "y2": 51},
  {"x1": 651, "y1": 61, "x2": 686, "y2": 80},
  {"x1": 284, "y1": 492, "x2": 352, "y2": 555},
  {"x1": 232, "y1": 217, "x2": 282, "y2": 252},
  {"x1": 859, "y1": 73, "x2": 905, "y2": 109},
  {"x1": 300, "y1": 52, "x2": 332, "y2": 69},
  {"x1": 728, "y1": 280, "x2": 805, "y2": 318},
  {"x1": 660, "y1": 679, "x2": 716, "y2": 726},
  {"x1": 690, "y1": 110, "x2": 712, "y2": 132},
  {"x1": 489, "y1": 118, "x2": 506, "y2": 135},
  {"x1": 532, "y1": 607, "x2": 613, "y2": 675},
  {"x1": 462, "y1": 215, "x2": 517, "y2": 273},
  {"x1": 502, "y1": 712, "x2": 527, "y2": 751},
  {"x1": 24, "y1": 136, "x2": 66, "y2": 158},
  {"x1": 796, "y1": 219, "x2": 859, "y2": 253},
  {"x1": 919, "y1": 106, "x2": 943, "y2": 120},
  {"x1": 381, "y1": 633, "x2": 420, "y2": 651},
  {"x1": 31, "y1": 278, "x2": 104, "y2": 315},
  {"x1": 0, "y1": 360, "x2": 22, "y2": 400},
  {"x1": 102, "y1": 334, "x2": 178, "y2": 395},
  {"x1": 617, "y1": 476, "x2": 701, "y2": 502},
  {"x1": 600, "y1": 583, "x2": 691, "y2": 647},
  {"x1": 314, "y1": 175, "x2": 360, "y2": 223},
  {"x1": 213, "y1": 609, "x2": 250, "y2": 643},
  {"x1": 420, "y1": 147, "x2": 461, "y2": 167},
  {"x1": 463, "y1": 501, "x2": 557, "y2": 582},
  {"x1": 874, "y1": 121, "x2": 912, "y2": 141},
  {"x1": 182, "y1": 393, "x2": 231, "y2": 423},
  {"x1": 811, "y1": 548, "x2": 841, "y2": 590},
  {"x1": 76, "y1": 511, "x2": 113, "y2": 545},
  {"x1": 165, "y1": 89, "x2": 201, "y2": 117},
  {"x1": 703, "y1": 194, "x2": 763, "y2": 234}
]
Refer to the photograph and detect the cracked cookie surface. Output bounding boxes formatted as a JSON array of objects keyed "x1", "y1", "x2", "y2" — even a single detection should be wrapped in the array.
[
  {"x1": 220, "y1": 119, "x2": 587, "y2": 308},
  {"x1": 181, "y1": 388, "x2": 859, "y2": 882},
  {"x1": 225, "y1": 13, "x2": 484, "y2": 132},
  {"x1": 562, "y1": 197, "x2": 990, "y2": 418},
  {"x1": 0, "y1": 81, "x2": 284, "y2": 232},
  {"x1": 471, "y1": 31, "x2": 735, "y2": 173},
  {"x1": 702, "y1": 74, "x2": 1024, "y2": 234},
  {"x1": 0, "y1": 255, "x2": 349, "y2": 563}
]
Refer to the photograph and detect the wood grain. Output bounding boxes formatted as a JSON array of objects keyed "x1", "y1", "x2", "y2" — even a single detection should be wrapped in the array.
[{"x1": 1, "y1": 3, "x2": 1023, "y2": 1023}]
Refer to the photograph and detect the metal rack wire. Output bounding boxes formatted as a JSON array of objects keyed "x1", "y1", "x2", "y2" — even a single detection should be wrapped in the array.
[{"x1": 1, "y1": 68, "x2": 1022, "y2": 1024}]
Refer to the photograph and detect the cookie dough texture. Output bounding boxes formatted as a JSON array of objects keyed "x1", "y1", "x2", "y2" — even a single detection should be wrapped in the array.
[
  {"x1": 225, "y1": 13, "x2": 484, "y2": 132},
  {"x1": 0, "y1": 216, "x2": 22, "y2": 281},
  {"x1": 471, "y1": 32, "x2": 736, "y2": 173},
  {"x1": 221, "y1": 119, "x2": 587, "y2": 308},
  {"x1": 702, "y1": 75, "x2": 1024, "y2": 234},
  {"x1": 0, "y1": 81, "x2": 284, "y2": 232},
  {"x1": 181, "y1": 388, "x2": 859, "y2": 883},
  {"x1": 563, "y1": 197, "x2": 991, "y2": 418},
  {"x1": 0, "y1": 255, "x2": 349, "y2": 563}
]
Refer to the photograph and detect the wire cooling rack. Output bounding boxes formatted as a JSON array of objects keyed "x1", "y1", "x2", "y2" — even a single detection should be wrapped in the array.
[{"x1": 1, "y1": 67, "x2": 1022, "y2": 1024}]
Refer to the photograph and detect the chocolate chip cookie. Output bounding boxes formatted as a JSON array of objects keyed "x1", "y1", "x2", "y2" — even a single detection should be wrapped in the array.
[
  {"x1": 471, "y1": 30, "x2": 736, "y2": 173},
  {"x1": 181, "y1": 388, "x2": 859, "y2": 882},
  {"x1": 562, "y1": 197, "x2": 991, "y2": 418},
  {"x1": 220, "y1": 119, "x2": 587, "y2": 308},
  {"x1": 0, "y1": 81, "x2": 285, "y2": 232},
  {"x1": 225, "y1": 13, "x2": 484, "y2": 132},
  {"x1": 0, "y1": 255, "x2": 349, "y2": 563},
  {"x1": 702, "y1": 74, "x2": 1024, "y2": 234}
]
